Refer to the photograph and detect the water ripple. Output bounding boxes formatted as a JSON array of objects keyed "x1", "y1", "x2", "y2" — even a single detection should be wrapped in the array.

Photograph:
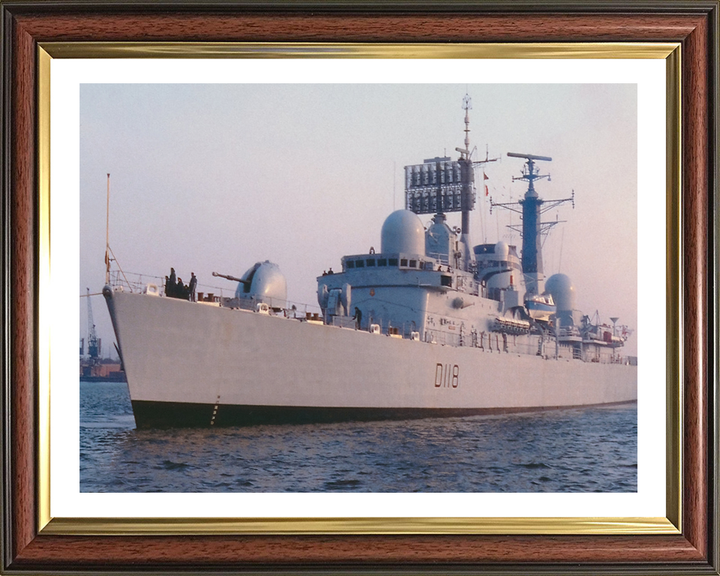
[{"x1": 80, "y1": 380, "x2": 637, "y2": 493}]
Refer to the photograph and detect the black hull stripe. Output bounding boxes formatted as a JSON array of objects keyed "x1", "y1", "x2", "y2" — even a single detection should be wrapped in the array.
[{"x1": 131, "y1": 399, "x2": 636, "y2": 429}]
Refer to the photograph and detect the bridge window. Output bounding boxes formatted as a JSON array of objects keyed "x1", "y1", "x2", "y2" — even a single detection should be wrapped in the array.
[
  {"x1": 389, "y1": 258, "x2": 398, "y2": 266},
  {"x1": 366, "y1": 259, "x2": 376, "y2": 266},
  {"x1": 400, "y1": 259, "x2": 408, "y2": 267},
  {"x1": 441, "y1": 275, "x2": 452, "y2": 287},
  {"x1": 409, "y1": 259, "x2": 417, "y2": 268},
  {"x1": 378, "y1": 258, "x2": 387, "y2": 266},
  {"x1": 355, "y1": 260, "x2": 365, "y2": 268},
  {"x1": 346, "y1": 260, "x2": 355, "y2": 269}
]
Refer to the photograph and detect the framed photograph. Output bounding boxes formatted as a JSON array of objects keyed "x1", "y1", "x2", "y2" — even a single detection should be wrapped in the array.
[{"x1": 2, "y1": 1, "x2": 717, "y2": 574}]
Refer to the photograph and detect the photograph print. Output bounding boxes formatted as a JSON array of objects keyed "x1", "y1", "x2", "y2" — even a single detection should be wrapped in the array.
[{"x1": 79, "y1": 82, "x2": 638, "y2": 493}]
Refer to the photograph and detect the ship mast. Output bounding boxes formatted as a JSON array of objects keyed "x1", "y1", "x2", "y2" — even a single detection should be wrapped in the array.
[
  {"x1": 491, "y1": 153, "x2": 574, "y2": 295},
  {"x1": 103, "y1": 173, "x2": 132, "y2": 290},
  {"x1": 454, "y1": 94, "x2": 498, "y2": 271},
  {"x1": 455, "y1": 94, "x2": 473, "y2": 242},
  {"x1": 404, "y1": 93, "x2": 496, "y2": 273},
  {"x1": 105, "y1": 173, "x2": 111, "y2": 285}
]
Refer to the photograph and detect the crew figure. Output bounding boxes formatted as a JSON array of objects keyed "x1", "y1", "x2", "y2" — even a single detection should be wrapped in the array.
[
  {"x1": 166, "y1": 268, "x2": 196, "y2": 300},
  {"x1": 177, "y1": 278, "x2": 186, "y2": 300},
  {"x1": 188, "y1": 272, "x2": 197, "y2": 302},
  {"x1": 353, "y1": 306, "x2": 362, "y2": 329},
  {"x1": 167, "y1": 268, "x2": 177, "y2": 298}
]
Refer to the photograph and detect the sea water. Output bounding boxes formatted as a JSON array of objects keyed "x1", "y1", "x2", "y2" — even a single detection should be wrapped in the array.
[{"x1": 80, "y1": 379, "x2": 637, "y2": 493}]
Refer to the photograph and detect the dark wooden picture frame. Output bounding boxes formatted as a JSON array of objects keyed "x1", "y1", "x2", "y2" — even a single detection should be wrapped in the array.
[{"x1": 1, "y1": 1, "x2": 717, "y2": 573}]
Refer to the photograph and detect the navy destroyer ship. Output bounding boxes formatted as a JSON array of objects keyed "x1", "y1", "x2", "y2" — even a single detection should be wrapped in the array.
[{"x1": 104, "y1": 96, "x2": 636, "y2": 428}]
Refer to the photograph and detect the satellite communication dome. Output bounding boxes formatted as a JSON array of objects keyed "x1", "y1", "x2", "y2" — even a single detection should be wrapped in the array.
[
  {"x1": 381, "y1": 209, "x2": 425, "y2": 255},
  {"x1": 545, "y1": 273, "x2": 576, "y2": 312},
  {"x1": 235, "y1": 261, "x2": 287, "y2": 304},
  {"x1": 494, "y1": 241, "x2": 509, "y2": 261}
]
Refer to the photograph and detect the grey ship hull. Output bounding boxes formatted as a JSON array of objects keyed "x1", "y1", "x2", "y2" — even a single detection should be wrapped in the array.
[{"x1": 105, "y1": 289, "x2": 637, "y2": 429}]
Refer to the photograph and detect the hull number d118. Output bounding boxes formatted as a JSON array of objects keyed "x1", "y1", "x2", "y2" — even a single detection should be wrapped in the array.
[{"x1": 435, "y1": 364, "x2": 459, "y2": 388}]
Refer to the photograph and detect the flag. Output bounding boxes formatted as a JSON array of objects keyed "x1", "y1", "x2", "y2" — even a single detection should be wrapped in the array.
[
  {"x1": 484, "y1": 185, "x2": 489, "y2": 196},
  {"x1": 483, "y1": 172, "x2": 489, "y2": 180}
]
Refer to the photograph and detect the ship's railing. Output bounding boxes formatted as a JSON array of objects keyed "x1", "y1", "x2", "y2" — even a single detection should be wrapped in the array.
[
  {"x1": 579, "y1": 350, "x2": 635, "y2": 365},
  {"x1": 172, "y1": 280, "x2": 232, "y2": 299},
  {"x1": 108, "y1": 270, "x2": 165, "y2": 294},
  {"x1": 108, "y1": 270, "x2": 325, "y2": 318},
  {"x1": 267, "y1": 297, "x2": 322, "y2": 318},
  {"x1": 358, "y1": 318, "x2": 422, "y2": 339},
  {"x1": 332, "y1": 316, "x2": 357, "y2": 329},
  {"x1": 558, "y1": 327, "x2": 581, "y2": 338},
  {"x1": 422, "y1": 328, "x2": 541, "y2": 355},
  {"x1": 328, "y1": 316, "x2": 637, "y2": 363},
  {"x1": 109, "y1": 270, "x2": 239, "y2": 300},
  {"x1": 424, "y1": 329, "x2": 461, "y2": 347},
  {"x1": 551, "y1": 339, "x2": 635, "y2": 365},
  {"x1": 421, "y1": 328, "x2": 636, "y2": 364},
  {"x1": 221, "y1": 294, "x2": 323, "y2": 319}
]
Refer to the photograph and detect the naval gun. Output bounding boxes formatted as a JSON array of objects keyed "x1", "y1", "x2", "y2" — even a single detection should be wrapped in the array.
[
  {"x1": 212, "y1": 271, "x2": 250, "y2": 285},
  {"x1": 213, "y1": 263, "x2": 288, "y2": 309}
]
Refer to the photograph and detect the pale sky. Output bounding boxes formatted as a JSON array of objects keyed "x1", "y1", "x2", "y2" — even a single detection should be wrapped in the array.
[{"x1": 80, "y1": 83, "x2": 637, "y2": 356}]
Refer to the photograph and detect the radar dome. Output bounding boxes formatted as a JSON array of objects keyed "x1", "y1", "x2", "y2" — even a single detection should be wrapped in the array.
[
  {"x1": 494, "y1": 241, "x2": 509, "y2": 261},
  {"x1": 235, "y1": 261, "x2": 287, "y2": 304},
  {"x1": 381, "y1": 209, "x2": 425, "y2": 255},
  {"x1": 545, "y1": 273, "x2": 575, "y2": 312}
]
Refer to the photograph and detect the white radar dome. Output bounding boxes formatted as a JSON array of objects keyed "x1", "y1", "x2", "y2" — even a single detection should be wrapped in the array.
[
  {"x1": 381, "y1": 209, "x2": 425, "y2": 255},
  {"x1": 545, "y1": 273, "x2": 576, "y2": 312},
  {"x1": 494, "y1": 241, "x2": 509, "y2": 261},
  {"x1": 235, "y1": 261, "x2": 287, "y2": 305}
]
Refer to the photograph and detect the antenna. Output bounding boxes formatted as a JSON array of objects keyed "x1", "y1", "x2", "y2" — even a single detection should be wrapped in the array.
[
  {"x1": 105, "y1": 173, "x2": 110, "y2": 285},
  {"x1": 507, "y1": 152, "x2": 552, "y2": 198},
  {"x1": 462, "y1": 93, "x2": 472, "y2": 158},
  {"x1": 457, "y1": 94, "x2": 474, "y2": 267},
  {"x1": 103, "y1": 174, "x2": 132, "y2": 291}
]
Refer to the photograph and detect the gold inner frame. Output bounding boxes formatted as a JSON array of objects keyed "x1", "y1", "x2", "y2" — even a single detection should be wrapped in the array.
[{"x1": 36, "y1": 42, "x2": 682, "y2": 536}]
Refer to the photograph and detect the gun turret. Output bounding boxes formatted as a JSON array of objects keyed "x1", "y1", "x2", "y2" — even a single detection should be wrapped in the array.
[{"x1": 212, "y1": 271, "x2": 250, "y2": 285}]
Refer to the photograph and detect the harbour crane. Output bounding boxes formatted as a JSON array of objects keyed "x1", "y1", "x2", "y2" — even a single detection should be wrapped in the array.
[{"x1": 86, "y1": 287, "x2": 100, "y2": 365}]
